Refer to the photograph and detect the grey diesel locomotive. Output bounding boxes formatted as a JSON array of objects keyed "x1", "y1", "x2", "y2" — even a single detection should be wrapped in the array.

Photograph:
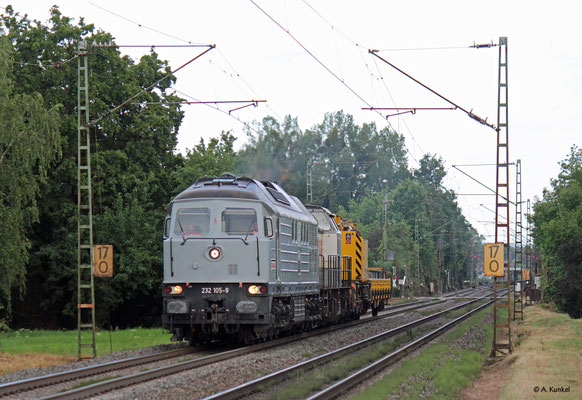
[{"x1": 162, "y1": 175, "x2": 362, "y2": 344}]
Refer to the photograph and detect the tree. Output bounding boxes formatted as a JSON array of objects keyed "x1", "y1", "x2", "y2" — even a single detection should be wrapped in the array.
[
  {"x1": 172, "y1": 131, "x2": 237, "y2": 195},
  {"x1": 237, "y1": 115, "x2": 306, "y2": 192},
  {"x1": 0, "y1": 37, "x2": 61, "y2": 324},
  {"x1": 237, "y1": 111, "x2": 410, "y2": 209},
  {"x1": 533, "y1": 146, "x2": 582, "y2": 318},
  {"x1": 2, "y1": 6, "x2": 185, "y2": 327},
  {"x1": 414, "y1": 154, "x2": 446, "y2": 188}
]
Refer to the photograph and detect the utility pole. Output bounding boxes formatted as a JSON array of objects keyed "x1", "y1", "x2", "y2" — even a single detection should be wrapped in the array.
[
  {"x1": 513, "y1": 160, "x2": 524, "y2": 320},
  {"x1": 76, "y1": 40, "x2": 96, "y2": 360},
  {"x1": 450, "y1": 229, "x2": 455, "y2": 289},
  {"x1": 526, "y1": 199, "x2": 532, "y2": 306},
  {"x1": 491, "y1": 36, "x2": 512, "y2": 357},
  {"x1": 383, "y1": 191, "x2": 388, "y2": 266},
  {"x1": 306, "y1": 158, "x2": 313, "y2": 203},
  {"x1": 306, "y1": 158, "x2": 326, "y2": 203},
  {"x1": 415, "y1": 219, "x2": 420, "y2": 280}
]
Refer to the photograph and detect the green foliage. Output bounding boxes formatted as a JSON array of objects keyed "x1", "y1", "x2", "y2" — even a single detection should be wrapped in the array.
[
  {"x1": 1, "y1": 5, "x2": 185, "y2": 328},
  {"x1": 238, "y1": 112, "x2": 480, "y2": 295},
  {"x1": 339, "y1": 171, "x2": 480, "y2": 294},
  {"x1": 172, "y1": 131, "x2": 237, "y2": 195},
  {"x1": 92, "y1": 184, "x2": 164, "y2": 327},
  {"x1": 351, "y1": 308, "x2": 493, "y2": 400},
  {"x1": 237, "y1": 111, "x2": 409, "y2": 210},
  {"x1": 0, "y1": 37, "x2": 61, "y2": 322},
  {"x1": 0, "y1": 5, "x2": 481, "y2": 329},
  {"x1": 533, "y1": 146, "x2": 582, "y2": 318},
  {"x1": 414, "y1": 153, "x2": 446, "y2": 188},
  {"x1": 0, "y1": 327, "x2": 170, "y2": 355}
]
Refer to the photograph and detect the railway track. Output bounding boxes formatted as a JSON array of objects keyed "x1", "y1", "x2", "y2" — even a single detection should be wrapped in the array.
[
  {"x1": 0, "y1": 288, "x2": 483, "y2": 399},
  {"x1": 204, "y1": 288, "x2": 499, "y2": 400},
  {"x1": 0, "y1": 347, "x2": 202, "y2": 397},
  {"x1": 306, "y1": 299, "x2": 497, "y2": 399}
]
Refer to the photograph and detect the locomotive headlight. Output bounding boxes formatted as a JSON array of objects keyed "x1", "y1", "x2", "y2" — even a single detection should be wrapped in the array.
[
  {"x1": 248, "y1": 285, "x2": 267, "y2": 295},
  {"x1": 209, "y1": 247, "x2": 221, "y2": 260},
  {"x1": 173, "y1": 285, "x2": 183, "y2": 294},
  {"x1": 164, "y1": 285, "x2": 183, "y2": 295}
]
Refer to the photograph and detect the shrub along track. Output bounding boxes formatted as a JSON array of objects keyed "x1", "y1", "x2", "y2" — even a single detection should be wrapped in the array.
[{"x1": 0, "y1": 288, "x2": 486, "y2": 399}]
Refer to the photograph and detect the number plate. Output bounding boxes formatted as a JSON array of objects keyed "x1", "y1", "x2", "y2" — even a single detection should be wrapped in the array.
[{"x1": 201, "y1": 287, "x2": 230, "y2": 295}]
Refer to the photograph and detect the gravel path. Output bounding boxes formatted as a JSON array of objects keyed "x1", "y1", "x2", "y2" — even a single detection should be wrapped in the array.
[
  {"x1": 0, "y1": 298, "x2": 472, "y2": 399},
  {"x1": 97, "y1": 300, "x2": 458, "y2": 400}
]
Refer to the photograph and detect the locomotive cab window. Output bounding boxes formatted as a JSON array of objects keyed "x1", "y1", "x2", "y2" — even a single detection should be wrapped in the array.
[
  {"x1": 164, "y1": 217, "x2": 171, "y2": 238},
  {"x1": 264, "y1": 217, "x2": 273, "y2": 237},
  {"x1": 222, "y1": 208, "x2": 258, "y2": 235},
  {"x1": 174, "y1": 208, "x2": 210, "y2": 236}
]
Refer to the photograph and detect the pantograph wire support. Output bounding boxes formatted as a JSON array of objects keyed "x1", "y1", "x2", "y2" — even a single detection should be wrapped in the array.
[{"x1": 368, "y1": 49, "x2": 497, "y2": 131}]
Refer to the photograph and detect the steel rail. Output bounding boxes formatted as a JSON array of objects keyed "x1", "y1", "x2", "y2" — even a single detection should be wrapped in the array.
[
  {"x1": 307, "y1": 300, "x2": 494, "y2": 399},
  {"x1": 203, "y1": 290, "x2": 496, "y2": 400},
  {"x1": 441, "y1": 287, "x2": 481, "y2": 297},
  {"x1": 0, "y1": 347, "x2": 197, "y2": 396},
  {"x1": 33, "y1": 295, "x2": 460, "y2": 399},
  {"x1": 0, "y1": 299, "x2": 439, "y2": 398},
  {"x1": 3, "y1": 288, "x2": 472, "y2": 399}
]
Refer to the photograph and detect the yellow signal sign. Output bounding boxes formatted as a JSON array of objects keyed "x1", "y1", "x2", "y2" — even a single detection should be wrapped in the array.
[
  {"x1": 523, "y1": 268, "x2": 530, "y2": 281},
  {"x1": 94, "y1": 245, "x2": 113, "y2": 277},
  {"x1": 484, "y1": 243, "x2": 504, "y2": 277}
]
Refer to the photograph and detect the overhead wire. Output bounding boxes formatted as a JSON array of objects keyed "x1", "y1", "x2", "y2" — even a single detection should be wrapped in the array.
[
  {"x1": 449, "y1": 168, "x2": 491, "y2": 237},
  {"x1": 314, "y1": 161, "x2": 377, "y2": 202},
  {"x1": 294, "y1": 1, "x2": 491, "y2": 235},
  {"x1": 369, "y1": 50, "x2": 497, "y2": 131},
  {"x1": 248, "y1": 0, "x2": 381, "y2": 119},
  {"x1": 300, "y1": 0, "x2": 368, "y2": 49},
  {"x1": 89, "y1": 46, "x2": 215, "y2": 126},
  {"x1": 370, "y1": 55, "x2": 425, "y2": 158},
  {"x1": 174, "y1": 89, "x2": 264, "y2": 137},
  {"x1": 88, "y1": 1, "x2": 283, "y2": 126},
  {"x1": 11, "y1": 54, "x2": 79, "y2": 68},
  {"x1": 298, "y1": 0, "x2": 423, "y2": 165},
  {"x1": 375, "y1": 45, "x2": 480, "y2": 52},
  {"x1": 88, "y1": 1, "x2": 203, "y2": 45},
  {"x1": 452, "y1": 165, "x2": 515, "y2": 205},
  {"x1": 215, "y1": 48, "x2": 284, "y2": 122},
  {"x1": 61, "y1": 3, "x2": 495, "y2": 238}
]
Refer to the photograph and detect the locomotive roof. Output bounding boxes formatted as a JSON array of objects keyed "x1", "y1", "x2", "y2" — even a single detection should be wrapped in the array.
[{"x1": 170, "y1": 176, "x2": 317, "y2": 224}]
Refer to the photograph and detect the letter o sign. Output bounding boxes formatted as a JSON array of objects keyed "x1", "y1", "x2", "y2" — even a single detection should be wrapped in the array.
[
  {"x1": 94, "y1": 245, "x2": 113, "y2": 277},
  {"x1": 484, "y1": 243, "x2": 504, "y2": 277}
]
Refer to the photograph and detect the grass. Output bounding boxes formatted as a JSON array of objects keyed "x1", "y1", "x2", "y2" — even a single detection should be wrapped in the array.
[
  {"x1": 350, "y1": 305, "x2": 494, "y2": 400},
  {"x1": 0, "y1": 328, "x2": 170, "y2": 355},
  {"x1": 266, "y1": 326, "x2": 435, "y2": 400},
  {"x1": 0, "y1": 328, "x2": 171, "y2": 374},
  {"x1": 498, "y1": 305, "x2": 582, "y2": 399}
]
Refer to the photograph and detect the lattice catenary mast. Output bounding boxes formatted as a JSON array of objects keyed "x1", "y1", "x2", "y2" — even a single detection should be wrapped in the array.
[
  {"x1": 491, "y1": 36, "x2": 512, "y2": 357},
  {"x1": 513, "y1": 159, "x2": 524, "y2": 320},
  {"x1": 76, "y1": 40, "x2": 97, "y2": 360}
]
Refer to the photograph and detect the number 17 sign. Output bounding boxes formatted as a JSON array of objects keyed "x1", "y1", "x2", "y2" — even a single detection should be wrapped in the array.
[
  {"x1": 94, "y1": 245, "x2": 113, "y2": 277},
  {"x1": 484, "y1": 243, "x2": 504, "y2": 277}
]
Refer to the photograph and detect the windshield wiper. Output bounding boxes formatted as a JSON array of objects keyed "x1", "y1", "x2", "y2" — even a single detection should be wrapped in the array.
[
  {"x1": 177, "y1": 219, "x2": 186, "y2": 244},
  {"x1": 244, "y1": 220, "x2": 256, "y2": 243}
]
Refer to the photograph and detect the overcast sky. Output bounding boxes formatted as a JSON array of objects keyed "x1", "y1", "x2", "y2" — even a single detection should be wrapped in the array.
[{"x1": 7, "y1": 1, "x2": 582, "y2": 239}]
